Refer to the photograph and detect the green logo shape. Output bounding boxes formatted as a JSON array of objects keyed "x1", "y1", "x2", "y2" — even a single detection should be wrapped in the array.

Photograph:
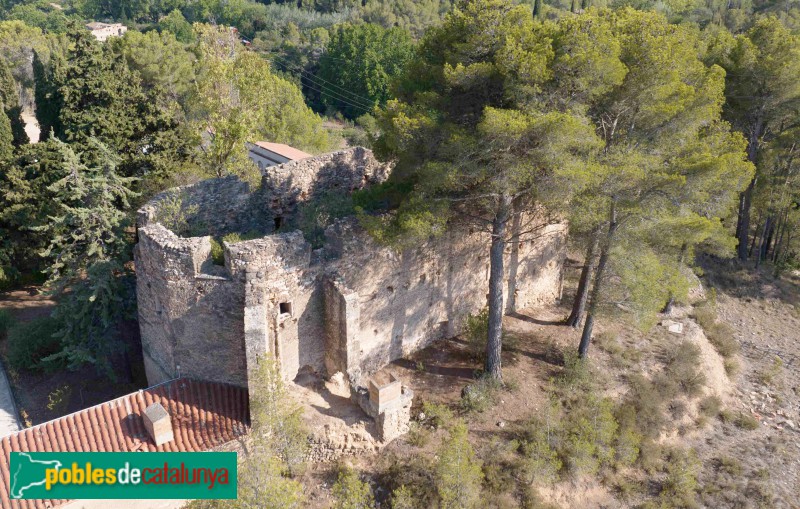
[{"x1": 10, "y1": 452, "x2": 237, "y2": 500}]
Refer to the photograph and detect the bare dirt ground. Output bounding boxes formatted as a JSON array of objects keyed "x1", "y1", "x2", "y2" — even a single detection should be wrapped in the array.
[
  {"x1": 0, "y1": 287, "x2": 147, "y2": 426},
  {"x1": 695, "y1": 260, "x2": 800, "y2": 508},
  {"x1": 298, "y1": 257, "x2": 800, "y2": 508},
  {"x1": 21, "y1": 111, "x2": 40, "y2": 144}
]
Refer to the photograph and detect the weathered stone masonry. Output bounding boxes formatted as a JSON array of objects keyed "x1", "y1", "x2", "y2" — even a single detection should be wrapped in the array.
[{"x1": 135, "y1": 147, "x2": 567, "y2": 405}]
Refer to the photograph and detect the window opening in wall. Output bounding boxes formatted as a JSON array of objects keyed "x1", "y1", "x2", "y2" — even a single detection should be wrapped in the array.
[
  {"x1": 274, "y1": 216, "x2": 283, "y2": 230},
  {"x1": 279, "y1": 302, "x2": 293, "y2": 317}
]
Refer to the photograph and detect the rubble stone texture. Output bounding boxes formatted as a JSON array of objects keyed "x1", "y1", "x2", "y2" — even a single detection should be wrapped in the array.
[{"x1": 135, "y1": 147, "x2": 567, "y2": 400}]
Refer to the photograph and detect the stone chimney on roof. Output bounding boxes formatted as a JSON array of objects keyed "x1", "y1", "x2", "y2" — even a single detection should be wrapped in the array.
[{"x1": 144, "y1": 402, "x2": 174, "y2": 446}]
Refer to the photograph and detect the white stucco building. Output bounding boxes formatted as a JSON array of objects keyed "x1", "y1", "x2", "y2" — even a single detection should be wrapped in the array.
[{"x1": 247, "y1": 141, "x2": 312, "y2": 172}]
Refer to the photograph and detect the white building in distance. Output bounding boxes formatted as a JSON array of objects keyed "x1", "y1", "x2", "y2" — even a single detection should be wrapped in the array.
[
  {"x1": 247, "y1": 141, "x2": 312, "y2": 172},
  {"x1": 86, "y1": 22, "x2": 127, "y2": 42}
]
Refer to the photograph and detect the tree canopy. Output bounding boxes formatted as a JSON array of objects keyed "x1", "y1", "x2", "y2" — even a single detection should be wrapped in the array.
[{"x1": 317, "y1": 22, "x2": 415, "y2": 118}]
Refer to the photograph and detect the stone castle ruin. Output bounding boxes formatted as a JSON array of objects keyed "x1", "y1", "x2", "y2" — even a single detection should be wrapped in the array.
[{"x1": 135, "y1": 147, "x2": 566, "y2": 441}]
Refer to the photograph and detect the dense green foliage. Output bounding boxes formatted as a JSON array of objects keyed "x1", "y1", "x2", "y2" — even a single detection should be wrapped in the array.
[
  {"x1": 6, "y1": 316, "x2": 61, "y2": 371},
  {"x1": 0, "y1": 1, "x2": 794, "y2": 489},
  {"x1": 190, "y1": 24, "x2": 330, "y2": 183},
  {"x1": 368, "y1": 1, "x2": 751, "y2": 376},
  {"x1": 317, "y1": 23, "x2": 414, "y2": 118},
  {"x1": 332, "y1": 467, "x2": 376, "y2": 509}
]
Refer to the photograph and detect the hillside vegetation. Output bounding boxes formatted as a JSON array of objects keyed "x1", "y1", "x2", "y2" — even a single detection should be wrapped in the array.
[{"x1": 0, "y1": 0, "x2": 798, "y2": 507}]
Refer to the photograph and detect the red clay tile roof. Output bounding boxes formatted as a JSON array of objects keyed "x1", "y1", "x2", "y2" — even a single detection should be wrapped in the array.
[
  {"x1": 252, "y1": 141, "x2": 312, "y2": 161},
  {"x1": 0, "y1": 378, "x2": 249, "y2": 509}
]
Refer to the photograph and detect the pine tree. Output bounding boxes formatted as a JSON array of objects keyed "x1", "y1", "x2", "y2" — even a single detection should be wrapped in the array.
[
  {"x1": 0, "y1": 57, "x2": 27, "y2": 146},
  {"x1": 705, "y1": 18, "x2": 800, "y2": 260},
  {"x1": 373, "y1": 0, "x2": 616, "y2": 379},
  {"x1": 35, "y1": 22, "x2": 190, "y2": 181},
  {"x1": 0, "y1": 138, "x2": 74, "y2": 282},
  {"x1": 572, "y1": 9, "x2": 754, "y2": 356},
  {"x1": 188, "y1": 358, "x2": 307, "y2": 509},
  {"x1": 33, "y1": 139, "x2": 138, "y2": 376},
  {"x1": 0, "y1": 105, "x2": 11, "y2": 161},
  {"x1": 316, "y1": 23, "x2": 414, "y2": 119}
]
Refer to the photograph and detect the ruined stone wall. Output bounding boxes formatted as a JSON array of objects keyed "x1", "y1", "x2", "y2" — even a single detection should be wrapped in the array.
[
  {"x1": 262, "y1": 147, "x2": 391, "y2": 220},
  {"x1": 134, "y1": 224, "x2": 248, "y2": 387},
  {"x1": 138, "y1": 177, "x2": 254, "y2": 236},
  {"x1": 225, "y1": 232, "x2": 326, "y2": 384},
  {"x1": 322, "y1": 216, "x2": 566, "y2": 380},
  {"x1": 135, "y1": 147, "x2": 566, "y2": 391}
]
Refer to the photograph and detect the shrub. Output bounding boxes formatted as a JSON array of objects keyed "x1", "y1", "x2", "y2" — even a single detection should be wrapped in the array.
[
  {"x1": 390, "y1": 485, "x2": 416, "y2": 509},
  {"x1": 638, "y1": 439, "x2": 665, "y2": 474},
  {"x1": 734, "y1": 412, "x2": 759, "y2": 430},
  {"x1": 559, "y1": 349, "x2": 591, "y2": 389},
  {"x1": 692, "y1": 304, "x2": 717, "y2": 330},
  {"x1": 46, "y1": 385, "x2": 72, "y2": 414},
  {"x1": 406, "y1": 422, "x2": 430, "y2": 447},
  {"x1": 714, "y1": 456, "x2": 743, "y2": 476},
  {"x1": 7, "y1": 317, "x2": 62, "y2": 371},
  {"x1": 0, "y1": 309, "x2": 14, "y2": 335},
  {"x1": 663, "y1": 341, "x2": 706, "y2": 397},
  {"x1": 295, "y1": 191, "x2": 355, "y2": 248},
  {"x1": 380, "y1": 455, "x2": 438, "y2": 508},
  {"x1": 221, "y1": 231, "x2": 263, "y2": 244},
  {"x1": 560, "y1": 396, "x2": 618, "y2": 475},
  {"x1": 520, "y1": 486, "x2": 561, "y2": 509},
  {"x1": 209, "y1": 238, "x2": 225, "y2": 265},
  {"x1": 693, "y1": 302, "x2": 739, "y2": 358},
  {"x1": 156, "y1": 192, "x2": 198, "y2": 236},
  {"x1": 332, "y1": 467, "x2": 374, "y2": 509},
  {"x1": 421, "y1": 401, "x2": 454, "y2": 430},
  {"x1": 481, "y1": 452, "x2": 517, "y2": 495},
  {"x1": 623, "y1": 374, "x2": 667, "y2": 438},
  {"x1": 615, "y1": 427, "x2": 642, "y2": 467},
  {"x1": 249, "y1": 359, "x2": 309, "y2": 475},
  {"x1": 188, "y1": 454, "x2": 305, "y2": 509},
  {"x1": 435, "y1": 422, "x2": 483, "y2": 509},
  {"x1": 705, "y1": 322, "x2": 739, "y2": 358},
  {"x1": 611, "y1": 473, "x2": 644, "y2": 500},
  {"x1": 660, "y1": 448, "x2": 700, "y2": 508},
  {"x1": 757, "y1": 356, "x2": 784, "y2": 387},
  {"x1": 460, "y1": 376, "x2": 501, "y2": 414},
  {"x1": 463, "y1": 308, "x2": 489, "y2": 362},
  {"x1": 723, "y1": 358, "x2": 740, "y2": 377},
  {"x1": 718, "y1": 408, "x2": 735, "y2": 423},
  {"x1": 698, "y1": 395, "x2": 722, "y2": 419},
  {"x1": 518, "y1": 415, "x2": 562, "y2": 484}
]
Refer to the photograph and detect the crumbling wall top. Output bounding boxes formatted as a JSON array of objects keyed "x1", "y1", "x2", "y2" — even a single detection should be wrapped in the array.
[{"x1": 138, "y1": 176, "x2": 253, "y2": 236}]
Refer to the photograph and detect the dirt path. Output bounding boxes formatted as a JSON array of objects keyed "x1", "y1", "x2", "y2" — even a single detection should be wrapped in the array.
[{"x1": 21, "y1": 111, "x2": 40, "y2": 143}]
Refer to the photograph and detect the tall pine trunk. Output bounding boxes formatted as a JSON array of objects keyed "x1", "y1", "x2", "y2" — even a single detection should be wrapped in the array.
[
  {"x1": 579, "y1": 201, "x2": 617, "y2": 358},
  {"x1": 772, "y1": 208, "x2": 788, "y2": 263},
  {"x1": 755, "y1": 215, "x2": 773, "y2": 268},
  {"x1": 737, "y1": 118, "x2": 763, "y2": 260},
  {"x1": 566, "y1": 228, "x2": 600, "y2": 328},
  {"x1": 485, "y1": 195, "x2": 512, "y2": 381}
]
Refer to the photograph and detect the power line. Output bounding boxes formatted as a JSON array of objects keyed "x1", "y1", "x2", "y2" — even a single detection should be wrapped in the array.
[
  {"x1": 272, "y1": 56, "x2": 375, "y2": 109},
  {"x1": 270, "y1": 55, "x2": 377, "y2": 109},
  {"x1": 298, "y1": 79, "x2": 374, "y2": 115}
]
